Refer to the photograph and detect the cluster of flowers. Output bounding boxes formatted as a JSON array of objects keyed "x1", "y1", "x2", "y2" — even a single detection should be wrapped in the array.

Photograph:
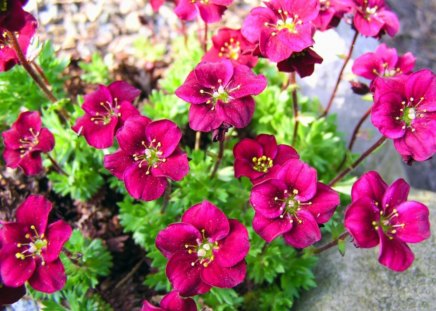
[{"x1": 0, "y1": 195, "x2": 72, "y2": 307}]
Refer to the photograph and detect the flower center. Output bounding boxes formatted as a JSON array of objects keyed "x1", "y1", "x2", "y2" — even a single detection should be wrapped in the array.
[
  {"x1": 185, "y1": 229, "x2": 219, "y2": 268},
  {"x1": 132, "y1": 139, "x2": 166, "y2": 174},
  {"x1": 90, "y1": 98, "x2": 122, "y2": 125},
  {"x1": 275, "y1": 189, "x2": 312, "y2": 224},
  {"x1": 276, "y1": 18, "x2": 297, "y2": 33},
  {"x1": 252, "y1": 155, "x2": 273, "y2": 173},
  {"x1": 218, "y1": 38, "x2": 241, "y2": 60},
  {"x1": 395, "y1": 96, "x2": 427, "y2": 132},
  {"x1": 372, "y1": 208, "x2": 405, "y2": 239},
  {"x1": 199, "y1": 79, "x2": 240, "y2": 109},
  {"x1": 212, "y1": 85, "x2": 229, "y2": 103},
  {"x1": 263, "y1": 10, "x2": 302, "y2": 36},
  {"x1": 15, "y1": 225, "x2": 48, "y2": 264},
  {"x1": 19, "y1": 127, "x2": 40, "y2": 158}
]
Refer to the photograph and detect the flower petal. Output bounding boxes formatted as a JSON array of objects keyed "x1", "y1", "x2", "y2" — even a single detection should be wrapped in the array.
[
  {"x1": 252, "y1": 212, "x2": 292, "y2": 243},
  {"x1": 104, "y1": 150, "x2": 134, "y2": 180},
  {"x1": 351, "y1": 171, "x2": 388, "y2": 203},
  {"x1": 16, "y1": 195, "x2": 52, "y2": 234},
  {"x1": 18, "y1": 152, "x2": 43, "y2": 176},
  {"x1": 277, "y1": 159, "x2": 317, "y2": 201},
  {"x1": 108, "y1": 81, "x2": 141, "y2": 103},
  {"x1": 308, "y1": 182, "x2": 340, "y2": 224},
  {"x1": 381, "y1": 178, "x2": 410, "y2": 211},
  {"x1": 194, "y1": 60, "x2": 234, "y2": 89},
  {"x1": 145, "y1": 120, "x2": 182, "y2": 157},
  {"x1": 283, "y1": 210, "x2": 321, "y2": 248},
  {"x1": 378, "y1": 233, "x2": 414, "y2": 272},
  {"x1": 35, "y1": 128, "x2": 55, "y2": 153},
  {"x1": 116, "y1": 116, "x2": 152, "y2": 154},
  {"x1": 394, "y1": 201, "x2": 430, "y2": 243},
  {"x1": 72, "y1": 115, "x2": 118, "y2": 149},
  {"x1": 250, "y1": 179, "x2": 287, "y2": 218},
  {"x1": 201, "y1": 260, "x2": 246, "y2": 288},
  {"x1": 28, "y1": 259, "x2": 66, "y2": 293},
  {"x1": 160, "y1": 291, "x2": 197, "y2": 311},
  {"x1": 0, "y1": 244, "x2": 36, "y2": 287},
  {"x1": 227, "y1": 65, "x2": 267, "y2": 98},
  {"x1": 215, "y1": 220, "x2": 249, "y2": 268},
  {"x1": 82, "y1": 85, "x2": 113, "y2": 115},
  {"x1": 0, "y1": 284, "x2": 26, "y2": 306},
  {"x1": 152, "y1": 150, "x2": 189, "y2": 181},
  {"x1": 216, "y1": 97, "x2": 255, "y2": 128},
  {"x1": 124, "y1": 165, "x2": 168, "y2": 201},
  {"x1": 189, "y1": 104, "x2": 222, "y2": 132},
  {"x1": 197, "y1": 3, "x2": 226, "y2": 23},
  {"x1": 156, "y1": 223, "x2": 201, "y2": 259},
  {"x1": 14, "y1": 111, "x2": 42, "y2": 135},
  {"x1": 43, "y1": 221, "x2": 72, "y2": 263}
]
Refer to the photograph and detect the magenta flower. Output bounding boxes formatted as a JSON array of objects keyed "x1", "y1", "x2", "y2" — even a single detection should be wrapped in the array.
[
  {"x1": 104, "y1": 116, "x2": 189, "y2": 201},
  {"x1": 174, "y1": 0, "x2": 232, "y2": 23},
  {"x1": 352, "y1": 44, "x2": 415, "y2": 81},
  {"x1": 233, "y1": 134, "x2": 299, "y2": 185},
  {"x1": 2, "y1": 111, "x2": 55, "y2": 176},
  {"x1": 371, "y1": 69, "x2": 436, "y2": 162},
  {"x1": 346, "y1": 0, "x2": 399, "y2": 37},
  {"x1": 0, "y1": 195, "x2": 72, "y2": 293},
  {"x1": 0, "y1": 233, "x2": 26, "y2": 307},
  {"x1": 202, "y1": 28, "x2": 258, "y2": 68},
  {"x1": 250, "y1": 159, "x2": 339, "y2": 248},
  {"x1": 0, "y1": 0, "x2": 29, "y2": 31},
  {"x1": 156, "y1": 201, "x2": 249, "y2": 296},
  {"x1": 313, "y1": 0, "x2": 352, "y2": 31},
  {"x1": 141, "y1": 291, "x2": 197, "y2": 311},
  {"x1": 0, "y1": 11, "x2": 37, "y2": 72},
  {"x1": 344, "y1": 171, "x2": 431, "y2": 271},
  {"x1": 72, "y1": 81, "x2": 141, "y2": 149},
  {"x1": 241, "y1": 0, "x2": 319, "y2": 62},
  {"x1": 175, "y1": 60, "x2": 267, "y2": 132},
  {"x1": 277, "y1": 48, "x2": 323, "y2": 78}
]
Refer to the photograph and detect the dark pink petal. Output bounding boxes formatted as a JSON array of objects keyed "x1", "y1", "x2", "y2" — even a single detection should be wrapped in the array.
[
  {"x1": 283, "y1": 210, "x2": 321, "y2": 248},
  {"x1": 259, "y1": 29, "x2": 292, "y2": 62},
  {"x1": 150, "y1": 0, "x2": 165, "y2": 12},
  {"x1": 353, "y1": 12, "x2": 384, "y2": 37},
  {"x1": 174, "y1": 0, "x2": 197, "y2": 21},
  {"x1": 18, "y1": 152, "x2": 43, "y2": 176},
  {"x1": 0, "y1": 244, "x2": 36, "y2": 287},
  {"x1": 166, "y1": 251, "x2": 211, "y2": 296},
  {"x1": 0, "y1": 284, "x2": 26, "y2": 306},
  {"x1": 189, "y1": 104, "x2": 222, "y2": 132},
  {"x1": 250, "y1": 179, "x2": 287, "y2": 218},
  {"x1": 116, "y1": 116, "x2": 151, "y2": 154},
  {"x1": 156, "y1": 223, "x2": 201, "y2": 259},
  {"x1": 308, "y1": 183, "x2": 340, "y2": 224},
  {"x1": 1, "y1": 223, "x2": 27, "y2": 244},
  {"x1": 351, "y1": 171, "x2": 388, "y2": 203},
  {"x1": 378, "y1": 233, "x2": 414, "y2": 272},
  {"x1": 141, "y1": 301, "x2": 162, "y2": 311},
  {"x1": 274, "y1": 144, "x2": 299, "y2": 164},
  {"x1": 194, "y1": 60, "x2": 234, "y2": 89},
  {"x1": 16, "y1": 195, "x2": 52, "y2": 234},
  {"x1": 233, "y1": 138, "x2": 263, "y2": 160},
  {"x1": 344, "y1": 197, "x2": 380, "y2": 248},
  {"x1": 227, "y1": 65, "x2": 267, "y2": 98},
  {"x1": 34, "y1": 128, "x2": 55, "y2": 152},
  {"x1": 375, "y1": 44, "x2": 398, "y2": 68},
  {"x1": 182, "y1": 201, "x2": 230, "y2": 241},
  {"x1": 82, "y1": 85, "x2": 113, "y2": 115},
  {"x1": 277, "y1": 159, "x2": 317, "y2": 201},
  {"x1": 28, "y1": 259, "x2": 66, "y2": 293},
  {"x1": 2, "y1": 128, "x2": 21, "y2": 149},
  {"x1": 145, "y1": 120, "x2": 182, "y2": 157},
  {"x1": 43, "y1": 221, "x2": 72, "y2": 263},
  {"x1": 378, "y1": 10, "x2": 399, "y2": 37},
  {"x1": 216, "y1": 97, "x2": 255, "y2": 128},
  {"x1": 124, "y1": 165, "x2": 168, "y2": 201},
  {"x1": 371, "y1": 92, "x2": 405, "y2": 139},
  {"x1": 211, "y1": 0, "x2": 232, "y2": 6},
  {"x1": 14, "y1": 111, "x2": 42, "y2": 135},
  {"x1": 215, "y1": 220, "x2": 249, "y2": 268},
  {"x1": 405, "y1": 69, "x2": 436, "y2": 106},
  {"x1": 394, "y1": 201, "x2": 430, "y2": 243},
  {"x1": 152, "y1": 151, "x2": 189, "y2": 181},
  {"x1": 3, "y1": 148, "x2": 22, "y2": 168},
  {"x1": 252, "y1": 212, "x2": 292, "y2": 243},
  {"x1": 381, "y1": 178, "x2": 410, "y2": 211},
  {"x1": 72, "y1": 115, "x2": 118, "y2": 149},
  {"x1": 241, "y1": 7, "x2": 277, "y2": 43},
  {"x1": 176, "y1": 71, "x2": 212, "y2": 104},
  {"x1": 234, "y1": 158, "x2": 262, "y2": 180},
  {"x1": 394, "y1": 129, "x2": 436, "y2": 162},
  {"x1": 396, "y1": 52, "x2": 415, "y2": 74},
  {"x1": 197, "y1": 3, "x2": 226, "y2": 23},
  {"x1": 118, "y1": 101, "x2": 140, "y2": 124},
  {"x1": 202, "y1": 47, "x2": 222, "y2": 63},
  {"x1": 103, "y1": 150, "x2": 134, "y2": 180},
  {"x1": 160, "y1": 291, "x2": 197, "y2": 311},
  {"x1": 352, "y1": 52, "x2": 381, "y2": 80},
  {"x1": 201, "y1": 260, "x2": 246, "y2": 288},
  {"x1": 108, "y1": 81, "x2": 141, "y2": 103},
  {"x1": 255, "y1": 134, "x2": 278, "y2": 159}
]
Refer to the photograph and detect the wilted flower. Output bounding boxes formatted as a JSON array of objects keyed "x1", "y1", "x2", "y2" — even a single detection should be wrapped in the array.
[
  {"x1": 0, "y1": 195, "x2": 72, "y2": 293},
  {"x1": 277, "y1": 48, "x2": 323, "y2": 78},
  {"x1": 2, "y1": 111, "x2": 55, "y2": 176},
  {"x1": 175, "y1": 60, "x2": 266, "y2": 132},
  {"x1": 344, "y1": 171, "x2": 431, "y2": 271},
  {"x1": 371, "y1": 69, "x2": 436, "y2": 162},
  {"x1": 203, "y1": 28, "x2": 258, "y2": 67},
  {"x1": 174, "y1": 0, "x2": 233, "y2": 23},
  {"x1": 104, "y1": 116, "x2": 189, "y2": 201},
  {"x1": 250, "y1": 159, "x2": 339, "y2": 248},
  {"x1": 141, "y1": 291, "x2": 197, "y2": 311},
  {"x1": 241, "y1": 0, "x2": 319, "y2": 62},
  {"x1": 156, "y1": 201, "x2": 249, "y2": 296},
  {"x1": 233, "y1": 134, "x2": 299, "y2": 184},
  {"x1": 72, "y1": 81, "x2": 141, "y2": 149}
]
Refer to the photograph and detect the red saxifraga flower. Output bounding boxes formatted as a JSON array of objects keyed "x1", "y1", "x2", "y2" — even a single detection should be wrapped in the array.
[
  {"x1": 104, "y1": 116, "x2": 189, "y2": 201},
  {"x1": 371, "y1": 69, "x2": 436, "y2": 162},
  {"x1": 345, "y1": 0, "x2": 399, "y2": 37},
  {"x1": 250, "y1": 159, "x2": 339, "y2": 248},
  {"x1": 174, "y1": 0, "x2": 233, "y2": 23},
  {"x1": 203, "y1": 28, "x2": 258, "y2": 67},
  {"x1": 0, "y1": 0, "x2": 29, "y2": 31},
  {"x1": 141, "y1": 291, "x2": 197, "y2": 311},
  {"x1": 156, "y1": 201, "x2": 249, "y2": 296},
  {"x1": 72, "y1": 81, "x2": 141, "y2": 149},
  {"x1": 175, "y1": 60, "x2": 267, "y2": 132},
  {"x1": 233, "y1": 134, "x2": 299, "y2": 185},
  {"x1": 0, "y1": 195, "x2": 72, "y2": 293},
  {"x1": 241, "y1": 0, "x2": 319, "y2": 62},
  {"x1": 313, "y1": 0, "x2": 352, "y2": 31},
  {"x1": 2, "y1": 111, "x2": 55, "y2": 176},
  {"x1": 344, "y1": 171, "x2": 430, "y2": 271}
]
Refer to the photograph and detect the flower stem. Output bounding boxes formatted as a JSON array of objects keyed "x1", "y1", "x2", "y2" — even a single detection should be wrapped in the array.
[
  {"x1": 321, "y1": 31, "x2": 359, "y2": 117},
  {"x1": 210, "y1": 139, "x2": 225, "y2": 179},
  {"x1": 195, "y1": 131, "x2": 201, "y2": 150},
  {"x1": 30, "y1": 60, "x2": 51, "y2": 86},
  {"x1": 161, "y1": 181, "x2": 172, "y2": 214},
  {"x1": 46, "y1": 153, "x2": 68, "y2": 176},
  {"x1": 328, "y1": 136, "x2": 386, "y2": 187},
  {"x1": 290, "y1": 72, "x2": 299, "y2": 146},
  {"x1": 313, "y1": 232, "x2": 349, "y2": 254}
]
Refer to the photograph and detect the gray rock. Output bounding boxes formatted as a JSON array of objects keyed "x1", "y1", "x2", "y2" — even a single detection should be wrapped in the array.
[{"x1": 294, "y1": 189, "x2": 436, "y2": 311}]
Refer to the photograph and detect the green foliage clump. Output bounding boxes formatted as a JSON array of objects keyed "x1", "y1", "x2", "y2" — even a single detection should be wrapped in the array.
[{"x1": 79, "y1": 53, "x2": 111, "y2": 84}]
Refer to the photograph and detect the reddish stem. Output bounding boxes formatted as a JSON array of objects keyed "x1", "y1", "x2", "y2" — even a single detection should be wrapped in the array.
[
  {"x1": 290, "y1": 72, "x2": 299, "y2": 146},
  {"x1": 321, "y1": 31, "x2": 359, "y2": 117},
  {"x1": 46, "y1": 153, "x2": 68, "y2": 176},
  {"x1": 210, "y1": 139, "x2": 225, "y2": 179},
  {"x1": 313, "y1": 232, "x2": 349, "y2": 254}
]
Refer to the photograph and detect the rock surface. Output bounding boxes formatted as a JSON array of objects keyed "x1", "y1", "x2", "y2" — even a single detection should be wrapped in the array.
[{"x1": 294, "y1": 189, "x2": 436, "y2": 311}]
